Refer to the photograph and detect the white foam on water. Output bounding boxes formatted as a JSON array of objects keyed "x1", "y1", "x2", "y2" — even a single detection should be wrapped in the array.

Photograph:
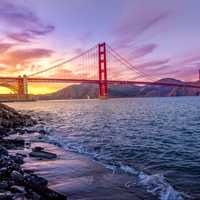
[
  {"x1": 118, "y1": 164, "x2": 185, "y2": 200},
  {"x1": 120, "y1": 165, "x2": 138, "y2": 175},
  {"x1": 138, "y1": 172, "x2": 184, "y2": 200},
  {"x1": 31, "y1": 130, "x2": 187, "y2": 200}
]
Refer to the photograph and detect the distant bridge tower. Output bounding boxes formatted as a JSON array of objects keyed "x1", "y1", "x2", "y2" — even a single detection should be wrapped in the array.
[
  {"x1": 17, "y1": 75, "x2": 28, "y2": 100},
  {"x1": 98, "y1": 43, "x2": 108, "y2": 98},
  {"x1": 199, "y1": 70, "x2": 200, "y2": 83}
]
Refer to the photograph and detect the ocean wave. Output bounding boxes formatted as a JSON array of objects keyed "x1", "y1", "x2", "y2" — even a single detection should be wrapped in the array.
[
  {"x1": 23, "y1": 122, "x2": 187, "y2": 200},
  {"x1": 44, "y1": 132, "x2": 186, "y2": 200},
  {"x1": 138, "y1": 172, "x2": 184, "y2": 200}
]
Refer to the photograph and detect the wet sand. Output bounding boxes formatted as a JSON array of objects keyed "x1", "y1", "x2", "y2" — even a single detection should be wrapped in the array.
[{"x1": 22, "y1": 142, "x2": 156, "y2": 200}]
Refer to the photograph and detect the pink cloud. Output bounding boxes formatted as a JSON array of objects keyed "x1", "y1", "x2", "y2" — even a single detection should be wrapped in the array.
[
  {"x1": 180, "y1": 55, "x2": 200, "y2": 66},
  {"x1": 131, "y1": 43, "x2": 158, "y2": 58},
  {"x1": 7, "y1": 32, "x2": 34, "y2": 43},
  {"x1": 135, "y1": 59, "x2": 170, "y2": 69},
  {"x1": 0, "y1": 48, "x2": 54, "y2": 72},
  {"x1": 9, "y1": 48, "x2": 53, "y2": 61},
  {"x1": 0, "y1": 42, "x2": 14, "y2": 53},
  {"x1": 0, "y1": 0, "x2": 55, "y2": 43},
  {"x1": 50, "y1": 69, "x2": 79, "y2": 79},
  {"x1": 113, "y1": 9, "x2": 171, "y2": 48}
]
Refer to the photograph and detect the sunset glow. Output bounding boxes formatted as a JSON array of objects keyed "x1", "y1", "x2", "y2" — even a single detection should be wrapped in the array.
[{"x1": 0, "y1": 0, "x2": 200, "y2": 94}]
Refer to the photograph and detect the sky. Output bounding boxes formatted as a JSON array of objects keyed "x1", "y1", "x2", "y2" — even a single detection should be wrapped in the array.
[{"x1": 0, "y1": 0, "x2": 200, "y2": 94}]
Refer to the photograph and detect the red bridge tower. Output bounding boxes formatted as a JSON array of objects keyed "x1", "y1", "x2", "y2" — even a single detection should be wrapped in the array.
[
  {"x1": 98, "y1": 43, "x2": 108, "y2": 98},
  {"x1": 17, "y1": 75, "x2": 28, "y2": 99}
]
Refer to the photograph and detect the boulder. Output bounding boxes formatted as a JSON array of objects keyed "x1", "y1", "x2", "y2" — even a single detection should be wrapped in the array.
[
  {"x1": 0, "y1": 103, "x2": 36, "y2": 129},
  {"x1": 10, "y1": 171, "x2": 24, "y2": 184},
  {"x1": 10, "y1": 155, "x2": 24, "y2": 165},
  {"x1": 0, "y1": 167, "x2": 9, "y2": 178},
  {"x1": 24, "y1": 173, "x2": 48, "y2": 190},
  {"x1": 0, "y1": 145, "x2": 8, "y2": 156},
  {"x1": 29, "y1": 147, "x2": 57, "y2": 160},
  {"x1": 0, "y1": 181, "x2": 9, "y2": 190},
  {"x1": 0, "y1": 139, "x2": 25, "y2": 149},
  {"x1": 33, "y1": 146, "x2": 44, "y2": 152},
  {"x1": 40, "y1": 187, "x2": 67, "y2": 200},
  {"x1": 10, "y1": 185, "x2": 25, "y2": 193},
  {"x1": 0, "y1": 191, "x2": 13, "y2": 200}
]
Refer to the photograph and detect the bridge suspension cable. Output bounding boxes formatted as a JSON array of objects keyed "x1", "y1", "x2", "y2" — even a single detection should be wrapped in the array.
[
  {"x1": 27, "y1": 45, "x2": 97, "y2": 77},
  {"x1": 107, "y1": 44, "x2": 155, "y2": 82}
]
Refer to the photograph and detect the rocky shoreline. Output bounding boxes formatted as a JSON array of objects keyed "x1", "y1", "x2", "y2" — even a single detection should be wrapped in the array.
[{"x1": 0, "y1": 103, "x2": 67, "y2": 200}]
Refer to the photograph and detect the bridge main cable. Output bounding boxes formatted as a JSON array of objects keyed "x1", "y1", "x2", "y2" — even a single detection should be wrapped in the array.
[
  {"x1": 27, "y1": 45, "x2": 97, "y2": 77},
  {"x1": 107, "y1": 44, "x2": 156, "y2": 82}
]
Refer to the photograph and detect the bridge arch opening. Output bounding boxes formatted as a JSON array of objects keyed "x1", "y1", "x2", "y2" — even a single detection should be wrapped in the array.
[{"x1": 0, "y1": 83, "x2": 17, "y2": 94}]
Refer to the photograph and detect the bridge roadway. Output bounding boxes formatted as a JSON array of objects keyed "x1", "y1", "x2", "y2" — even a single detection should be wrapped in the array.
[{"x1": 0, "y1": 77, "x2": 199, "y2": 89}]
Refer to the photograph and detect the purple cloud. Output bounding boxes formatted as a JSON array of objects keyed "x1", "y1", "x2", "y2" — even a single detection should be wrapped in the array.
[
  {"x1": 0, "y1": 0, "x2": 55, "y2": 42},
  {"x1": 180, "y1": 55, "x2": 200, "y2": 65},
  {"x1": 135, "y1": 59, "x2": 170, "y2": 69},
  {"x1": 113, "y1": 8, "x2": 170, "y2": 48},
  {"x1": 79, "y1": 32, "x2": 93, "y2": 43},
  {"x1": 131, "y1": 43, "x2": 158, "y2": 58},
  {"x1": 7, "y1": 32, "x2": 34, "y2": 43},
  {"x1": 10, "y1": 48, "x2": 54, "y2": 60},
  {"x1": 73, "y1": 48, "x2": 84, "y2": 55},
  {"x1": 28, "y1": 25, "x2": 55, "y2": 36},
  {"x1": 0, "y1": 48, "x2": 54, "y2": 67},
  {"x1": 138, "y1": 56, "x2": 200, "y2": 81},
  {"x1": 0, "y1": 42, "x2": 14, "y2": 53}
]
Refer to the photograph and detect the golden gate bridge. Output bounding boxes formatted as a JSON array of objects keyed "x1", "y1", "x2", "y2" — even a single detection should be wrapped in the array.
[{"x1": 0, "y1": 42, "x2": 200, "y2": 100}]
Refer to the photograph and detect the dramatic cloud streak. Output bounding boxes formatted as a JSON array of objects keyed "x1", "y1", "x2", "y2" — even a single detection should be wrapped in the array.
[
  {"x1": 136, "y1": 59, "x2": 170, "y2": 69},
  {"x1": 0, "y1": 0, "x2": 55, "y2": 78},
  {"x1": 0, "y1": 48, "x2": 54, "y2": 71},
  {"x1": 0, "y1": 0, "x2": 54, "y2": 43},
  {"x1": 131, "y1": 44, "x2": 158, "y2": 58},
  {"x1": 113, "y1": 7, "x2": 171, "y2": 48},
  {"x1": 0, "y1": 42, "x2": 14, "y2": 53},
  {"x1": 7, "y1": 32, "x2": 34, "y2": 43}
]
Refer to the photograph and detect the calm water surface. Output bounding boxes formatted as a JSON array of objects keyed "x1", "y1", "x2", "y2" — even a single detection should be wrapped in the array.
[{"x1": 8, "y1": 97, "x2": 200, "y2": 199}]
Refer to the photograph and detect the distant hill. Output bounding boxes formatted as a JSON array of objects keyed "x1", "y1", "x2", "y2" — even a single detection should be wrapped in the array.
[{"x1": 37, "y1": 78, "x2": 200, "y2": 100}]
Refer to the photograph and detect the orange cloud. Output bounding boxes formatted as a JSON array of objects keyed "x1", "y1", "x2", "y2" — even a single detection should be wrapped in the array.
[{"x1": 0, "y1": 48, "x2": 54, "y2": 74}]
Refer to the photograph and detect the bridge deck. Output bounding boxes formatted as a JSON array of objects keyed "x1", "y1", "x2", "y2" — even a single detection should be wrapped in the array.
[{"x1": 0, "y1": 77, "x2": 199, "y2": 89}]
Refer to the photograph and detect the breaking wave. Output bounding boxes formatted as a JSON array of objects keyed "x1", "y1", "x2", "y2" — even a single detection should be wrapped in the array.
[{"x1": 39, "y1": 131, "x2": 186, "y2": 200}]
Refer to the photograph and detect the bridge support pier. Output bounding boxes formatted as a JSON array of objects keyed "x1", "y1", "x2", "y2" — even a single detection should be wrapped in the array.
[
  {"x1": 17, "y1": 75, "x2": 28, "y2": 100},
  {"x1": 98, "y1": 43, "x2": 108, "y2": 99}
]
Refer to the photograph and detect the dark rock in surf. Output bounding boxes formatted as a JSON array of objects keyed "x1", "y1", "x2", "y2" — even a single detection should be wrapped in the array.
[
  {"x1": 29, "y1": 147, "x2": 57, "y2": 159},
  {"x1": 0, "y1": 191, "x2": 13, "y2": 200},
  {"x1": 24, "y1": 173, "x2": 48, "y2": 189},
  {"x1": 0, "y1": 139, "x2": 25, "y2": 149},
  {"x1": 10, "y1": 185, "x2": 25, "y2": 193},
  {"x1": 10, "y1": 171, "x2": 24, "y2": 184},
  {"x1": 0, "y1": 145, "x2": 8, "y2": 157},
  {"x1": 0, "y1": 181, "x2": 9, "y2": 190},
  {"x1": 33, "y1": 146, "x2": 44, "y2": 151},
  {"x1": 0, "y1": 103, "x2": 36, "y2": 129},
  {"x1": 40, "y1": 187, "x2": 67, "y2": 200}
]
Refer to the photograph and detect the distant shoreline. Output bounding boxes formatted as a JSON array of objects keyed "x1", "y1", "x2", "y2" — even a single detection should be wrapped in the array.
[
  {"x1": 0, "y1": 99, "x2": 36, "y2": 103},
  {"x1": 3, "y1": 94, "x2": 200, "y2": 103}
]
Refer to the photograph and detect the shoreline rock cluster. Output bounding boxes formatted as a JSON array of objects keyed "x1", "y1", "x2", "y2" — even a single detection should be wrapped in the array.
[
  {"x1": 0, "y1": 103, "x2": 67, "y2": 200},
  {"x1": 0, "y1": 104, "x2": 35, "y2": 130},
  {"x1": 0, "y1": 145, "x2": 66, "y2": 200},
  {"x1": 29, "y1": 147, "x2": 57, "y2": 160}
]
